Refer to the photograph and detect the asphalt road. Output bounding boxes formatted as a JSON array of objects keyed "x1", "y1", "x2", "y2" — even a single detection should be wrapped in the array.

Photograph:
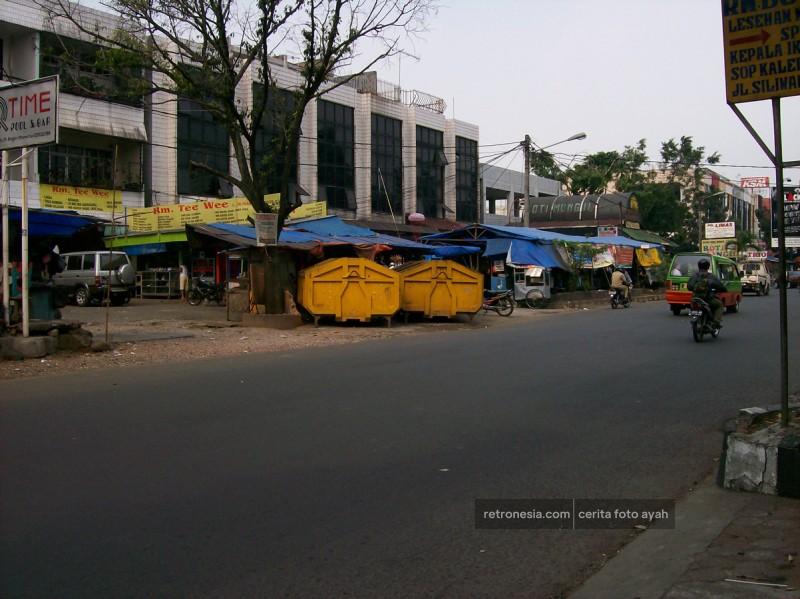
[{"x1": 2, "y1": 292, "x2": 799, "y2": 598}]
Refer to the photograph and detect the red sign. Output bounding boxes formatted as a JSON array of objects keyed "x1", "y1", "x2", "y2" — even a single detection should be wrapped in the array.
[{"x1": 740, "y1": 176, "x2": 769, "y2": 188}]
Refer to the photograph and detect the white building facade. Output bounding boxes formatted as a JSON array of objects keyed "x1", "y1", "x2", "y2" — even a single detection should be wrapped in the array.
[{"x1": 1, "y1": 1, "x2": 480, "y2": 227}]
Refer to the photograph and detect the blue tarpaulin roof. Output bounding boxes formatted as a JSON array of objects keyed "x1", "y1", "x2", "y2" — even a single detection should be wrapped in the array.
[
  {"x1": 429, "y1": 245, "x2": 481, "y2": 258},
  {"x1": 582, "y1": 235, "x2": 662, "y2": 248},
  {"x1": 423, "y1": 223, "x2": 588, "y2": 244},
  {"x1": 6, "y1": 207, "x2": 101, "y2": 237},
  {"x1": 203, "y1": 218, "x2": 433, "y2": 251},
  {"x1": 507, "y1": 241, "x2": 568, "y2": 269}
]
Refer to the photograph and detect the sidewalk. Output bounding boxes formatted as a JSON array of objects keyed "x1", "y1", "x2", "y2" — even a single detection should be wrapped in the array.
[{"x1": 570, "y1": 475, "x2": 800, "y2": 598}]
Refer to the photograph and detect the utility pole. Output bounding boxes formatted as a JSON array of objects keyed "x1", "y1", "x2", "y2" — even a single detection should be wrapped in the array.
[{"x1": 522, "y1": 134, "x2": 531, "y2": 228}]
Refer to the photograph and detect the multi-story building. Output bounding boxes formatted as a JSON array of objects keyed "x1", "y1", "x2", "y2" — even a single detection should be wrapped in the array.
[
  {"x1": 1, "y1": 0, "x2": 479, "y2": 231},
  {"x1": 650, "y1": 167, "x2": 760, "y2": 238}
]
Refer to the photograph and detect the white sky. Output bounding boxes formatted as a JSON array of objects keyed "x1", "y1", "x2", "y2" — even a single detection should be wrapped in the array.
[{"x1": 351, "y1": 0, "x2": 800, "y2": 188}]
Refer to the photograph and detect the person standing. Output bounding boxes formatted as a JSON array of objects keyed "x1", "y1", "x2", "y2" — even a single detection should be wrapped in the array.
[{"x1": 179, "y1": 264, "x2": 189, "y2": 302}]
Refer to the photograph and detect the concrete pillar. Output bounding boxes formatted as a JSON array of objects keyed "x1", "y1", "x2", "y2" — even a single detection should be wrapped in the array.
[
  {"x1": 354, "y1": 94, "x2": 372, "y2": 220},
  {"x1": 298, "y1": 99, "x2": 318, "y2": 202},
  {"x1": 402, "y1": 107, "x2": 417, "y2": 216}
]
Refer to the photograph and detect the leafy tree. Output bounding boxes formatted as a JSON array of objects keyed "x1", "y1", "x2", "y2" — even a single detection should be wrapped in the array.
[
  {"x1": 634, "y1": 182, "x2": 686, "y2": 237},
  {"x1": 658, "y1": 136, "x2": 720, "y2": 249},
  {"x1": 755, "y1": 207, "x2": 771, "y2": 244},
  {"x1": 562, "y1": 140, "x2": 650, "y2": 194},
  {"x1": 43, "y1": 0, "x2": 435, "y2": 311}
]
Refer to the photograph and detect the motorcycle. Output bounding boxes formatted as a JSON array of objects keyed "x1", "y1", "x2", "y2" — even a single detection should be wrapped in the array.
[
  {"x1": 609, "y1": 286, "x2": 632, "y2": 309},
  {"x1": 482, "y1": 289, "x2": 514, "y2": 316},
  {"x1": 689, "y1": 294, "x2": 720, "y2": 343},
  {"x1": 188, "y1": 277, "x2": 226, "y2": 306}
]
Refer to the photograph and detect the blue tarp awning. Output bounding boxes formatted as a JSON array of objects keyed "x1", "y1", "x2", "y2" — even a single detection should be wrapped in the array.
[
  {"x1": 507, "y1": 240, "x2": 568, "y2": 269},
  {"x1": 124, "y1": 243, "x2": 169, "y2": 255},
  {"x1": 6, "y1": 207, "x2": 101, "y2": 237},
  {"x1": 200, "y1": 217, "x2": 434, "y2": 251},
  {"x1": 423, "y1": 223, "x2": 588, "y2": 244},
  {"x1": 429, "y1": 245, "x2": 481, "y2": 258},
  {"x1": 289, "y1": 215, "x2": 376, "y2": 237},
  {"x1": 583, "y1": 235, "x2": 662, "y2": 249}
]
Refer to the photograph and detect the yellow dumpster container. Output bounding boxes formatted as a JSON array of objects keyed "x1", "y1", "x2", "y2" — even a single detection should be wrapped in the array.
[
  {"x1": 297, "y1": 258, "x2": 400, "y2": 324},
  {"x1": 397, "y1": 260, "x2": 483, "y2": 318}
]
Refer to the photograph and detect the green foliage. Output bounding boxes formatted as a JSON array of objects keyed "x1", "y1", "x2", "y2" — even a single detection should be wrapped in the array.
[
  {"x1": 634, "y1": 182, "x2": 686, "y2": 237},
  {"x1": 562, "y1": 139, "x2": 650, "y2": 194},
  {"x1": 558, "y1": 241, "x2": 607, "y2": 290},
  {"x1": 755, "y1": 208, "x2": 771, "y2": 244},
  {"x1": 658, "y1": 136, "x2": 721, "y2": 250}
]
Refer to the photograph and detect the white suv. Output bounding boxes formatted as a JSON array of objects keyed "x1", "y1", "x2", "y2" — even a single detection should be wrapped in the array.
[
  {"x1": 53, "y1": 251, "x2": 135, "y2": 306},
  {"x1": 739, "y1": 262, "x2": 771, "y2": 296}
]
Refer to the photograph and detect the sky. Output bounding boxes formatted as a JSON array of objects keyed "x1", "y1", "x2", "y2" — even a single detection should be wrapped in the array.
[{"x1": 350, "y1": 0, "x2": 800, "y2": 189}]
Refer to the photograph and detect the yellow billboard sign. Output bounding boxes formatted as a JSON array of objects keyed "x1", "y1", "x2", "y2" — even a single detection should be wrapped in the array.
[
  {"x1": 39, "y1": 184, "x2": 122, "y2": 212},
  {"x1": 287, "y1": 201, "x2": 327, "y2": 221},
  {"x1": 127, "y1": 197, "x2": 257, "y2": 233},
  {"x1": 722, "y1": 1, "x2": 800, "y2": 103},
  {"x1": 264, "y1": 196, "x2": 328, "y2": 222}
]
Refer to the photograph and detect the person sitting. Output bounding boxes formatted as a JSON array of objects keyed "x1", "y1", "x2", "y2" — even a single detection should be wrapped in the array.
[{"x1": 611, "y1": 267, "x2": 631, "y2": 301}]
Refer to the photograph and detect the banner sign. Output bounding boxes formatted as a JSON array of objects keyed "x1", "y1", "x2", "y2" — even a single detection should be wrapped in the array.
[
  {"x1": 254, "y1": 213, "x2": 278, "y2": 246},
  {"x1": 597, "y1": 225, "x2": 618, "y2": 237},
  {"x1": 740, "y1": 176, "x2": 769, "y2": 189},
  {"x1": 287, "y1": 201, "x2": 327, "y2": 221},
  {"x1": 705, "y1": 221, "x2": 736, "y2": 240},
  {"x1": 745, "y1": 251, "x2": 769, "y2": 261},
  {"x1": 39, "y1": 183, "x2": 122, "y2": 212},
  {"x1": 701, "y1": 238, "x2": 738, "y2": 259},
  {"x1": 0, "y1": 76, "x2": 59, "y2": 150},
  {"x1": 127, "y1": 198, "x2": 255, "y2": 232},
  {"x1": 264, "y1": 196, "x2": 328, "y2": 222},
  {"x1": 771, "y1": 190, "x2": 800, "y2": 248},
  {"x1": 722, "y1": 2, "x2": 800, "y2": 103}
]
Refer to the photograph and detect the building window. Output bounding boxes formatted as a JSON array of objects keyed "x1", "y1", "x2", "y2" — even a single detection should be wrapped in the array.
[
  {"x1": 416, "y1": 126, "x2": 445, "y2": 218},
  {"x1": 39, "y1": 32, "x2": 143, "y2": 107},
  {"x1": 371, "y1": 114, "x2": 402, "y2": 215},
  {"x1": 177, "y1": 98, "x2": 230, "y2": 196},
  {"x1": 456, "y1": 136, "x2": 478, "y2": 222},
  {"x1": 252, "y1": 84, "x2": 298, "y2": 194},
  {"x1": 38, "y1": 144, "x2": 113, "y2": 188},
  {"x1": 317, "y1": 100, "x2": 355, "y2": 210}
]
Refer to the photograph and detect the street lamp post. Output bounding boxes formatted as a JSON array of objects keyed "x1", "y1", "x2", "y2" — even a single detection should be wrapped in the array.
[{"x1": 523, "y1": 132, "x2": 587, "y2": 228}]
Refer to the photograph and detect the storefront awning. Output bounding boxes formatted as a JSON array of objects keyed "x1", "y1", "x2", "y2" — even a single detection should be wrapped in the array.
[
  {"x1": 5, "y1": 207, "x2": 103, "y2": 237},
  {"x1": 105, "y1": 231, "x2": 188, "y2": 249}
]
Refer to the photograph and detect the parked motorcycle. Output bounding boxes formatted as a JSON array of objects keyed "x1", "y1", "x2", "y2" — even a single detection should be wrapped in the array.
[
  {"x1": 609, "y1": 286, "x2": 632, "y2": 309},
  {"x1": 482, "y1": 290, "x2": 514, "y2": 316},
  {"x1": 689, "y1": 294, "x2": 720, "y2": 343},
  {"x1": 188, "y1": 277, "x2": 226, "y2": 306}
]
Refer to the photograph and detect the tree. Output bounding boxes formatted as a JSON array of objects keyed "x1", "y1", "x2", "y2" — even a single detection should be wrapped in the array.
[
  {"x1": 755, "y1": 207, "x2": 771, "y2": 245},
  {"x1": 634, "y1": 182, "x2": 686, "y2": 238},
  {"x1": 658, "y1": 136, "x2": 720, "y2": 249},
  {"x1": 561, "y1": 140, "x2": 650, "y2": 194},
  {"x1": 43, "y1": 0, "x2": 435, "y2": 311}
]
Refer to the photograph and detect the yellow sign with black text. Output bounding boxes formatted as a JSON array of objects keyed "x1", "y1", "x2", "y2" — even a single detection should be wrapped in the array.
[
  {"x1": 722, "y1": 0, "x2": 800, "y2": 103},
  {"x1": 127, "y1": 197, "x2": 257, "y2": 233},
  {"x1": 39, "y1": 184, "x2": 122, "y2": 212}
]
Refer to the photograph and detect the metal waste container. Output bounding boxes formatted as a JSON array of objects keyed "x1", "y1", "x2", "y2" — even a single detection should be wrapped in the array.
[
  {"x1": 397, "y1": 260, "x2": 482, "y2": 318},
  {"x1": 298, "y1": 258, "x2": 400, "y2": 324}
]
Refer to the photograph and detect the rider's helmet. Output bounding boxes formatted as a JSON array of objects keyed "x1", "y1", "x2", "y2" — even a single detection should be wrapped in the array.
[{"x1": 698, "y1": 259, "x2": 711, "y2": 271}]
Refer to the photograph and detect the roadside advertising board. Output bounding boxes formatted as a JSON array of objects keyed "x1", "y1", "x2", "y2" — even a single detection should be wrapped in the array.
[
  {"x1": 705, "y1": 221, "x2": 736, "y2": 239},
  {"x1": 740, "y1": 176, "x2": 770, "y2": 188},
  {"x1": 128, "y1": 198, "x2": 255, "y2": 232},
  {"x1": 0, "y1": 76, "x2": 59, "y2": 150},
  {"x1": 701, "y1": 238, "x2": 738, "y2": 258},
  {"x1": 772, "y1": 188, "x2": 800, "y2": 248},
  {"x1": 745, "y1": 250, "x2": 770, "y2": 261},
  {"x1": 597, "y1": 225, "x2": 618, "y2": 237},
  {"x1": 722, "y1": 1, "x2": 800, "y2": 103},
  {"x1": 254, "y1": 212, "x2": 278, "y2": 246},
  {"x1": 39, "y1": 183, "x2": 122, "y2": 212}
]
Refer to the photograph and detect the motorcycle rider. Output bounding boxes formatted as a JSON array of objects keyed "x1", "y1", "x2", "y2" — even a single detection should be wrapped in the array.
[
  {"x1": 610, "y1": 266, "x2": 631, "y2": 302},
  {"x1": 687, "y1": 259, "x2": 726, "y2": 328}
]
